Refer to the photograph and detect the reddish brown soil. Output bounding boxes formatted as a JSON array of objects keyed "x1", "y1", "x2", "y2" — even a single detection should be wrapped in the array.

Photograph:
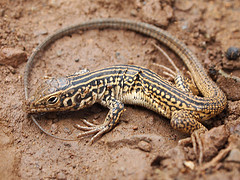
[{"x1": 0, "y1": 0, "x2": 240, "y2": 179}]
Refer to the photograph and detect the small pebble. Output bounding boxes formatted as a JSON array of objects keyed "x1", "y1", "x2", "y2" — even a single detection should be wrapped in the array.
[
  {"x1": 0, "y1": 132, "x2": 12, "y2": 145},
  {"x1": 34, "y1": 29, "x2": 48, "y2": 37},
  {"x1": 181, "y1": 22, "x2": 188, "y2": 30},
  {"x1": 183, "y1": 161, "x2": 195, "y2": 170},
  {"x1": 56, "y1": 171, "x2": 66, "y2": 180},
  {"x1": 200, "y1": 41, "x2": 207, "y2": 49},
  {"x1": 138, "y1": 140, "x2": 152, "y2": 152},
  {"x1": 128, "y1": 59, "x2": 134, "y2": 65},
  {"x1": 74, "y1": 68, "x2": 89, "y2": 75},
  {"x1": 175, "y1": 0, "x2": 194, "y2": 11},
  {"x1": 130, "y1": 9, "x2": 137, "y2": 17},
  {"x1": 132, "y1": 126, "x2": 138, "y2": 130},
  {"x1": 74, "y1": 58, "x2": 79, "y2": 62},
  {"x1": 193, "y1": 32, "x2": 199, "y2": 39},
  {"x1": 225, "y1": 148, "x2": 240, "y2": 163},
  {"x1": 148, "y1": 116, "x2": 154, "y2": 125},
  {"x1": 51, "y1": 124, "x2": 58, "y2": 134},
  {"x1": 225, "y1": 47, "x2": 240, "y2": 60},
  {"x1": 57, "y1": 50, "x2": 62, "y2": 57},
  {"x1": 64, "y1": 143, "x2": 71, "y2": 147},
  {"x1": 0, "y1": 48, "x2": 27, "y2": 67}
]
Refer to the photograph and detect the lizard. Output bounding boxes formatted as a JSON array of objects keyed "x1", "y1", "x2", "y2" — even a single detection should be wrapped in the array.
[{"x1": 24, "y1": 18, "x2": 227, "y2": 164}]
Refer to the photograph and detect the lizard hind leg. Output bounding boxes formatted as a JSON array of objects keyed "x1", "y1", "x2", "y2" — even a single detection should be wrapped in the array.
[
  {"x1": 152, "y1": 42, "x2": 199, "y2": 95},
  {"x1": 171, "y1": 110, "x2": 208, "y2": 164},
  {"x1": 152, "y1": 42, "x2": 179, "y2": 81}
]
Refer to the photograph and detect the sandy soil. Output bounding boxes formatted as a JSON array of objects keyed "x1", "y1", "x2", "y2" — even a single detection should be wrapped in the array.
[{"x1": 0, "y1": 0, "x2": 240, "y2": 179}]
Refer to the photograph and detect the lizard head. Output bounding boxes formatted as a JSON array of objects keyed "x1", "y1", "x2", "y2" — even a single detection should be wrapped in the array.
[
  {"x1": 24, "y1": 77, "x2": 70, "y2": 113},
  {"x1": 24, "y1": 76, "x2": 93, "y2": 113}
]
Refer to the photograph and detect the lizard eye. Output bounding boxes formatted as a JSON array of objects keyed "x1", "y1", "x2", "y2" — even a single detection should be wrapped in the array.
[{"x1": 48, "y1": 96, "x2": 58, "y2": 104}]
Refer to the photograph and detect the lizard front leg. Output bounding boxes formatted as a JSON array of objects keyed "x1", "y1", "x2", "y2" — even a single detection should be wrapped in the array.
[{"x1": 75, "y1": 97, "x2": 125, "y2": 144}]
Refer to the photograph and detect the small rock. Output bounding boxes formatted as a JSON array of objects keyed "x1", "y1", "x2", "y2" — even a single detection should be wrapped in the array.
[
  {"x1": 35, "y1": 163, "x2": 41, "y2": 170},
  {"x1": 181, "y1": 21, "x2": 189, "y2": 30},
  {"x1": 64, "y1": 143, "x2": 71, "y2": 147},
  {"x1": 225, "y1": 47, "x2": 240, "y2": 60},
  {"x1": 132, "y1": 126, "x2": 138, "y2": 130},
  {"x1": 138, "y1": 140, "x2": 152, "y2": 152},
  {"x1": 128, "y1": 59, "x2": 134, "y2": 65},
  {"x1": 183, "y1": 161, "x2": 195, "y2": 170},
  {"x1": 74, "y1": 68, "x2": 89, "y2": 75},
  {"x1": 164, "y1": 5, "x2": 173, "y2": 19},
  {"x1": 225, "y1": 148, "x2": 240, "y2": 163},
  {"x1": 148, "y1": 116, "x2": 154, "y2": 125},
  {"x1": 34, "y1": 29, "x2": 48, "y2": 37},
  {"x1": 200, "y1": 41, "x2": 207, "y2": 49},
  {"x1": 141, "y1": 0, "x2": 173, "y2": 27},
  {"x1": 217, "y1": 76, "x2": 240, "y2": 101},
  {"x1": 0, "y1": 132, "x2": 12, "y2": 146},
  {"x1": 130, "y1": 9, "x2": 137, "y2": 17},
  {"x1": 228, "y1": 101, "x2": 240, "y2": 116},
  {"x1": 0, "y1": 48, "x2": 27, "y2": 67},
  {"x1": 57, "y1": 50, "x2": 63, "y2": 57},
  {"x1": 49, "y1": 0, "x2": 62, "y2": 8},
  {"x1": 56, "y1": 171, "x2": 66, "y2": 180},
  {"x1": 175, "y1": 0, "x2": 194, "y2": 11},
  {"x1": 228, "y1": 118, "x2": 240, "y2": 135},
  {"x1": 193, "y1": 32, "x2": 199, "y2": 39},
  {"x1": 202, "y1": 125, "x2": 230, "y2": 161},
  {"x1": 51, "y1": 124, "x2": 58, "y2": 135}
]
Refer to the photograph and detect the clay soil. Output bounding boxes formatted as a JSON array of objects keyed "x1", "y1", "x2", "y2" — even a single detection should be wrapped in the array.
[{"x1": 0, "y1": 0, "x2": 240, "y2": 179}]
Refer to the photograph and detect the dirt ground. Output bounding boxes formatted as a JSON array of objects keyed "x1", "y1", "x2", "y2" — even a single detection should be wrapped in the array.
[{"x1": 0, "y1": 0, "x2": 240, "y2": 179}]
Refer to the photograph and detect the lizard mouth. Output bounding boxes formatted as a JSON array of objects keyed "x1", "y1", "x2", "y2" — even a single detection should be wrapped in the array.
[
  {"x1": 24, "y1": 100, "x2": 62, "y2": 113},
  {"x1": 24, "y1": 105, "x2": 60, "y2": 113}
]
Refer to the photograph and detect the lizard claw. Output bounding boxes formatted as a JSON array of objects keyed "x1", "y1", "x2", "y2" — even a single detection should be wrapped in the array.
[
  {"x1": 74, "y1": 119, "x2": 98, "y2": 130},
  {"x1": 179, "y1": 129, "x2": 207, "y2": 165},
  {"x1": 191, "y1": 130, "x2": 204, "y2": 165},
  {"x1": 74, "y1": 119, "x2": 110, "y2": 144}
]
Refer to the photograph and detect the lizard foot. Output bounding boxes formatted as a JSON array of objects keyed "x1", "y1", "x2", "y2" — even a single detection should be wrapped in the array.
[
  {"x1": 74, "y1": 119, "x2": 110, "y2": 144},
  {"x1": 179, "y1": 128, "x2": 207, "y2": 165}
]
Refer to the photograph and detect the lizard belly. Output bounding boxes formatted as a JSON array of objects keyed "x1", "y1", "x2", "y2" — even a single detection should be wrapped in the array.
[{"x1": 121, "y1": 90, "x2": 171, "y2": 119}]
